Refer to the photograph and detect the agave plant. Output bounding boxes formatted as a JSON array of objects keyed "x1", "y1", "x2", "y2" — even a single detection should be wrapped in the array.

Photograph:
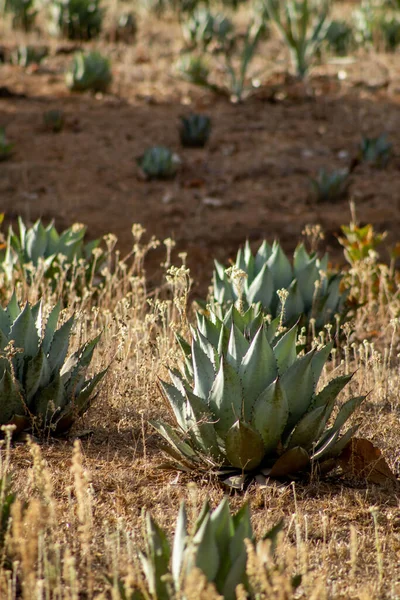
[
  {"x1": 325, "y1": 19, "x2": 354, "y2": 55},
  {"x1": 137, "y1": 147, "x2": 181, "y2": 179},
  {"x1": 212, "y1": 240, "x2": 349, "y2": 331},
  {"x1": 264, "y1": 0, "x2": 331, "y2": 78},
  {"x1": 180, "y1": 114, "x2": 211, "y2": 147},
  {"x1": 47, "y1": 0, "x2": 103, "y2": 40},
  {"x1": 310, "y1": 168, "x2": 350, "y2": 203},
  {"x1": 43, "y1": 109, "x2": 65, "y2": 133},
  {"x1": 176, "y1": 54, "x2": 211, "y2": 87},
  {"x1": 182, "y1": 8, "x2": 233, "y2": 51},
  {"x1": 359, "y1": 134, "x2": 392, "y2": 169},
  {"x1": 138, "y1": 498, "x2": 258, "y2": 600},
  {"x1": 0, "y1": 217, "x2": 103, "y2": 287},
  {"x1": 66, "y1": 51, "x2": 112, "y2": 93},
  {"x1": 0, "y1": 295, "x2": 106, "y2": 435},
  {"x1": 152, "y1": 306, "x2": 364, "y2": 488},
  {"x1": 11, "y1": 45, "x2": 48, "y2": 67}
]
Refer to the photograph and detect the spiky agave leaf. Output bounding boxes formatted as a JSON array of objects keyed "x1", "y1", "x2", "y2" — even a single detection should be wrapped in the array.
[
  {"x1": 0, "y1": 297, "x2": 107, "y2": 436},
  {"x1": 211, "y1": 240, "x2": 351, "y2": 332},
  {"x1": 152, "y1": 308, "x2": 365, "y2": 486}
]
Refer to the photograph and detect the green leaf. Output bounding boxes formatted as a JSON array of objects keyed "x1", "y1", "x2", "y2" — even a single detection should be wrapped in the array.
[
  {"x1": 25, "y1": 349, "x2": 51, "y2": 404},
  {"x1": 25, "y1": 221, "x2": 48, "y2": 264},
  {"x1": 281, "y1": 350, "x2": 315, "y2": 430},
  {"x1": 295, "y1": 255, "x2": 320, "y2": 309},
  {"x1": 160, "y1": 380, "x2": 187, "y2": 432},
  {"x1": 172, "y1": 502, "x2": 188, "y2": 589},
  {"x1": 323, "y1": 424, "x2": 360, "y2": 459},
  {"x1": 246, "y1": 263, "x2": 274, "y2": 309},
  {"x1": 280, "y1": 279, "x2": 305, "y2": 323},
  {"x1": 42, "y1": 303, "x2": 62, "y2": 354},
  {"x1": 293, "y1": 243, "x2": 311, "y2": 274},
  {"x1": 31, "y1": 374, "x2": 65, "y2": 421},
  {"x1": 311, "y1": 342, "x2": 333, "y2": 385},
  {"x1": 251, "y1": 378, "x2": 289, "y2": 453},
  {"x1": 330, "y1": 395, "x2": 365, "y2": 436},
  {"x1": 195, "y1": 316, "x2": 220, "y2": 350},
  {"x1": 48, "y1": 316, "x2": 75, "y2": 373},
  {"x1": 239, "y1": 326, "x2": 278, "y2": 420},
  {"x1": 226, "y1": 324, "x2": 249, "y2": 372},
  {"x1": 150, "y1": 420, "x2": 197, "y2": 460},
  {"x1": 267, "y1": 242, "x2": 293, "y2": 290},
  {"x1": 185, "y1": 390, "x2": 221, "y2": 460},
  {"x1": 192, "y1": 340, "x2": 215, "y2": 401},
  {"x1": 0, "y1": 369, "x2": 24, "y2": 425},
  {"x1": 208, "y1": 357, "x2": 243, "y2": 438},
  {"x1": 222, "y1": 549, "x2": 247, "y2": 600},
  {"x1": 6, "y1": 292, "x2": 20, "y2": 323},
  {"x1": 210, "y1": 497, "x2": 233, "y2": 559},
  {"x1": 75, "y1": 369, "x2": 107, "y2": 414},
  {"x1": 225, "y1": 420, "x2": 265, "y2": 470},
  {"x1": 9, "y1": 302, "x2": 39, "y2": 358},
  {"x1": 230, "y1": 502, "x2": 252, "y2": 563},
  {"x1": 193, "y1": 514, "x2": 220, "y2": 583},
  {"x1": 141, "y1": 513, "x2": 170, "y2": 600},
  {"x1": 254, "y1": 240, "x2": 272, "y2": 271},
  {"x1": 312, "y1": 373, "x2": 353, "y2": 409},
  {"x1": 273, "y1": 323, "x2": 298, "y2": 373},
  {"x1": 285, "y1": 405, "x2": 326, "y2": 451}
]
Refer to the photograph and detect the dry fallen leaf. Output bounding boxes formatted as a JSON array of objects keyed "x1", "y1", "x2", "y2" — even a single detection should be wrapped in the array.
[{"x1": 338, "y1": 437, "x2": 397, "y2": 485}]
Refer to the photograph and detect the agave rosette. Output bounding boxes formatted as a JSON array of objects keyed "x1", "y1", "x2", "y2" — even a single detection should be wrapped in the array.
[
  {"x1": 0, "y1": 217, "x2": 103, "y2": 289},
  {"x1": 0, "y1": 295, "x2": 107, "y2": 435},
  {"x1": 213, "y1": 240, "x2": 349, "y2": 330},
  {"x1": 152, "y1": 306, "x2": 364, "y2": 487}
]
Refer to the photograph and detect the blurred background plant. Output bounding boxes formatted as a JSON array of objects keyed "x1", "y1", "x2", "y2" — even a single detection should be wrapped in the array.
[
  {"x1": 66, "y1": 51, "x2": 112, "y2": 92},
  {"x1": 310, "y1": 168, "x2": 350, "y2": 203},
  {"x1": 47, "y1": 0, "x2": 103, "y2": 40}
]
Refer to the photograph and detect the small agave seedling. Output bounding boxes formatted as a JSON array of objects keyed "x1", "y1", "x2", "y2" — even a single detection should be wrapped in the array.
[
  {"x1": 152, "y1": 305, "x2": 364, "y2": 488},
  {"x1": 359, "y1": 134, "x2": 392, "y2": 169},
  {"x1": 0, "y1": 217, "x2": 103, "y2": 287},
  {"x1": 65, "y1": 51, "x2": 112, "y2": 93},
  {"x1": 11, "y1": 45, "x2": 48, "y2": 67},
  {"x1": 212, "y1": 240, "x2": 349, "y2": 331},
  {"x1": 325, "y1": 19, "x2": 354, "y2": 55},
  {"x1": 137, "y1": 146, "x2": 181, "y2": 179},
  {"x1": 180, "y1": 114, "x2": 211, "y2": 147},
  {"x1": 310, "y1": 168, "x2": 350, "y2": 203},
  {"x1": 0, "y1": 295, "x2": 107, "y2": 435},
  {"x1": 176, "y1": 54, "x2": 211, "y2": 87},
  {"x1": 182, "y1": 8, "x2": 234, "y2": 51},
  {"x1": 43, "y1": 109, "x2": 65, "y2": 133},
  {"x1": 0, "y1": 129, "x2": 13, "y2": 162}
]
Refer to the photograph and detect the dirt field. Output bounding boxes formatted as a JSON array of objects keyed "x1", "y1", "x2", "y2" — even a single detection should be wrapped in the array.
[{"x1": 2, "y1": 11, "x2": 400, "y2": 294}]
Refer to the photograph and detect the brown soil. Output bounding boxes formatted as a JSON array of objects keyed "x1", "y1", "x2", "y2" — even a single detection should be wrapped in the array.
[{"x1": 2, "y1": 14, "x2": 400, "y2": 294}]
